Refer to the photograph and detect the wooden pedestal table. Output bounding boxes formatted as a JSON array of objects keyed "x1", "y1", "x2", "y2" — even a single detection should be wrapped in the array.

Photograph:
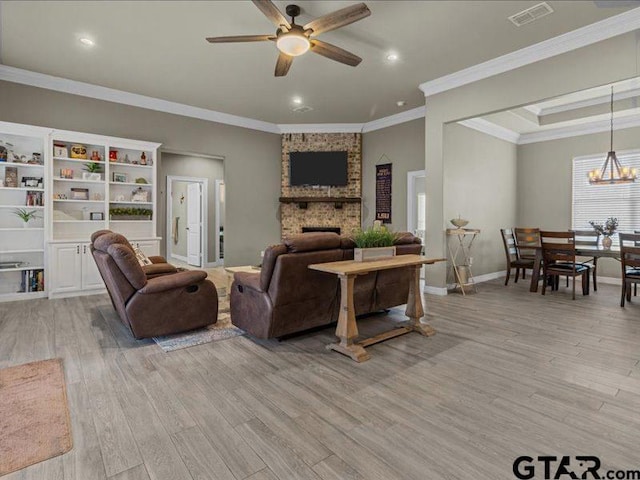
[{"x1": 309, "y1": 255, "x2": 445, "y2": 362}]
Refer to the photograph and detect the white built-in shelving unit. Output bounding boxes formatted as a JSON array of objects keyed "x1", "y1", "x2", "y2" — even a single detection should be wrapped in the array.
[
  {"x1": 0, "y1": 122, "x2": 49, "y2": 302},
  {"x1": 0, "y1": 121, "x2": 161, "y2": 302},
  {"x1": 48, "y1": 130, "x2": 160, "y2": 298}
]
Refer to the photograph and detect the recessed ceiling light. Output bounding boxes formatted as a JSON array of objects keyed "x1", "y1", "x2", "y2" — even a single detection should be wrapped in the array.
[
  {"x1": 396, "y1": 100, "x2": 407, "y2": 107},
  {"x1": 292, "y1": 96, "x2": 303, "y2": 105},
  {"x1": 79, "y1": 37, "x2": 95, "y2": 47},
  {"x1": 386, "y1": 52, "x2": 399, "y2": 62}
]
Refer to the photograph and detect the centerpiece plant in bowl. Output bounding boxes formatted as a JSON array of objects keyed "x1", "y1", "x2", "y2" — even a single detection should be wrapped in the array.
[
  {"x1": 13, "y1": 208, "x2": 39, "y2": 228},
  {"x1": 589, "y1": 217, "x2": 618, "y2": 249},
  {"x1": 83, "y1": 162, "x2": 102, "y2": 181},
  {"x1": 352, "y1": 224, "x2": 396, "y2": 262}
]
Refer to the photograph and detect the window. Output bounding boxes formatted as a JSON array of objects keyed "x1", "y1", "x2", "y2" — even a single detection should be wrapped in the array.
[{"x1": 572, "y1": 150, "x2": 640, "y2": 245}]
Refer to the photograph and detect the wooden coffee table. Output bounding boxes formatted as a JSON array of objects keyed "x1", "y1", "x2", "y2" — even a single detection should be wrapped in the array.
[{"x1": 309, "y1": 255, "x2": 445, "y2": 362}]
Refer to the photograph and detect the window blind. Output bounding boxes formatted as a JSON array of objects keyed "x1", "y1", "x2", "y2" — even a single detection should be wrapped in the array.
[{"x1": 572, "y1": 150, "x2": 640, "y2": 246}]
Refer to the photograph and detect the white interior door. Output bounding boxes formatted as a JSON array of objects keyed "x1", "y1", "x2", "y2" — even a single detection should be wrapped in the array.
[{"x1": 187, "y1": 182, "x2": 202, "y2": 267}]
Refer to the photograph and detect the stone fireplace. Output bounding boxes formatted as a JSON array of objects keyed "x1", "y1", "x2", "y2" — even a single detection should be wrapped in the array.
[{"x1": 280, "y1": 133, "x2": 362, "y2": 238}]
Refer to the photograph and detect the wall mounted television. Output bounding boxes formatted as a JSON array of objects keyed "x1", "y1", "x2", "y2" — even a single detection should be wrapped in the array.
[{"x1": 289, "y1": 151, "x2": 348, "y2": 186}]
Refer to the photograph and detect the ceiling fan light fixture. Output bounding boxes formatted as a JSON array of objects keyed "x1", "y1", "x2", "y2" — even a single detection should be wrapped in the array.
[{"x1": 276, "y1": 31, "x2": 310, "y2": 57}]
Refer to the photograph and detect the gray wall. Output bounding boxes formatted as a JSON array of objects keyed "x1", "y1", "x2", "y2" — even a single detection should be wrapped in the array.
[
  {"x1": 362, "y1": 118, "x2": 425, "y2": 231},
  {"x1": 517, "y1": 126, "x2": 640, "y2": 277},
  {"x1": 424, "y1": 32, "x2": 640, "y2": 288},
  {"x1": 0, "y1": 80, "x2": 281, "y2": 266},
  {"x1": 160, "y1": 153, "x2": 224, "y2": 263},
  {"x1": 444, "y1": 123, "x2": 518, "y2": 276}
]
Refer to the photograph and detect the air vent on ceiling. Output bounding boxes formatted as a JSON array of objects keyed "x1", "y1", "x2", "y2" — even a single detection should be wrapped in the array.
[
  {"x1": 508, "y1": 2, "x2": 554, "y2": 27},
  {"x1": 292, "y1": 105, "x2": 314, "y2": 113}
]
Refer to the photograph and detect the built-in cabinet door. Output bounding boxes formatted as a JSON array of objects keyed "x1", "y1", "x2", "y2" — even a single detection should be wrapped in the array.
[
  {"x1": 81, "y1": 243, "x2": 104, "y2": 290},
  {"x1": 50, "y1": 244, "x2": 82, "y2": 294},
  {"x1": 134, "y1": 240, "x2": 160, "y2": 257}
]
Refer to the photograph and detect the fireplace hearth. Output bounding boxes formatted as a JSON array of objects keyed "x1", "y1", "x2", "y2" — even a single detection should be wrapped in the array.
[{"x1": 302, "y1": 227, "x2": 341, "y2": 234}]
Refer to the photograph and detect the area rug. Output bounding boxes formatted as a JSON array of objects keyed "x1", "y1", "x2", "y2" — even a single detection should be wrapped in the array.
[
  {"x1": 152, "y1": 297, "x2": 245, "y2": 352},
  {"x1": 0, "y1": 358, "x2": 73, "y2": 476}
]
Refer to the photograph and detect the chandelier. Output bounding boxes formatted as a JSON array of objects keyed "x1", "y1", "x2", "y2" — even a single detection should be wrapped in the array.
[{"x1": 588, "y1": 87, "x2": 636, "y2": 185}]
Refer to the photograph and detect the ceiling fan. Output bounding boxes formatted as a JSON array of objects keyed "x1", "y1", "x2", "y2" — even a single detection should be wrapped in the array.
[{"x1": 206, "y1": 0, "x2": 371, "y2": 77}]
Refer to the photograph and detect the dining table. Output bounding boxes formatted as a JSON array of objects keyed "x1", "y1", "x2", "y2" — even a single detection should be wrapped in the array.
[{"x1": 528, "y1": 245, "x2": 621, "y2": 292}]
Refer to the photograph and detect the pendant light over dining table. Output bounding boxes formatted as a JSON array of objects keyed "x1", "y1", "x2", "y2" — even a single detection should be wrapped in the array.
[{"x1": 588, "y1": 87, "x2": 636, "y2": 185}]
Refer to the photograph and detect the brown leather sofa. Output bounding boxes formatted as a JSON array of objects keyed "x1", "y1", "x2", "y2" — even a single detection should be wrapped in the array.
[
  {"x1": 230, "y1": 232, "x2": 422, "y2": 339},
  {"x1": 90, "y1": 231, "x2": 218, "y2": 339}
]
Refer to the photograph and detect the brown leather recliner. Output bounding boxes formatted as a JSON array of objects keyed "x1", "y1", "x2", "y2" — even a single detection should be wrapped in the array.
[
  {"x1": 90, "y1": 231, "x2": 218, "y2": 339},
  {"x1": 230, "y1": 232, "x2": 422, "y2": 339},
  {"x1": 90, "y1": 230, "x2": 178, "y2": 278}
]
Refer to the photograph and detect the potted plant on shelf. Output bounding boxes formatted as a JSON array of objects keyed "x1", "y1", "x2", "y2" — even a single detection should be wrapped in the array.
[
  {"x1": 109, "y1": 207, "x2": 153, "y2": 221},
  {"x1": 83, "y1": 162, "x2": 102, "y2": 181},
  {"x1": 589, "y1": 217, "x2": 618, "y2": 249},
  {"x1": 13, "y1": 208, "x2": 39, "y2": 228},
  {"x1": 352, "y1": 223, "x2": 396, "y2": 262}
]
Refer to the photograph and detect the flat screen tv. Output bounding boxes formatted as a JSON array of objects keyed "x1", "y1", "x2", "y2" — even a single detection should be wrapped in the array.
[{"x1": 289, "y1": 151, "x2": 348, "y2": 186}]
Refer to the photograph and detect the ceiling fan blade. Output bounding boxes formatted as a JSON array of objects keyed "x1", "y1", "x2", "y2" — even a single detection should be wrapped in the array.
[
  {"x1": 275, "y1": 52, "x2": 294, "y2": 77},
  {"x1": 206, "y1": 35, "x2": 275, "y2": 43},
  {"x1": 310, "y1": 40, "x2": 362, "y2": 67},
  {"x1": 252, "y1": 0, "x2": 291, "y2": 29},
  {"x1": 304, "y1": 3, "x2": 371, "y2": 36}
]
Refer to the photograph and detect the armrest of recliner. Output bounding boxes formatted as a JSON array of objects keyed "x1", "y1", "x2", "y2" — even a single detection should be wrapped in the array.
[
  {"x1": 142, "y1": 262, "x2": 178, "y2": 277},
  {"x1": 138, "y1": 270, "x2": 207, "y2": 294},
  {"x1": 234, "y1": 271, "x2": 263, "y2": 293},
  {"x1": 148, "y1": 255, "x2": 167, "y2": 264}
]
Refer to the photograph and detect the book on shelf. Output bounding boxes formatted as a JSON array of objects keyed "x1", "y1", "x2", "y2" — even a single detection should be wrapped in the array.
[
  {"x1": 26, "y1": 190, "x2": 44, "y2": 206},
  {"x1": 20, "y1": 269, "x2": 45, "y2": 293}
]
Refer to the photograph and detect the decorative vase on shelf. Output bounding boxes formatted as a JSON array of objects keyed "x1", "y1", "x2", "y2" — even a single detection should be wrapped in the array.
[
  {"x1": 22, "y1": 220, "x2": 30, "y2": 229},
  {"x1": 602, "y1": 236, "x2": 613, "y2": 249}
]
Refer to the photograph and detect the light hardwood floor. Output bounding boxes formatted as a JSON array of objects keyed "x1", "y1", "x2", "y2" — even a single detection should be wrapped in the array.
[{"x1": 2, "y1": 279, "x2": 640, "y2": 479}]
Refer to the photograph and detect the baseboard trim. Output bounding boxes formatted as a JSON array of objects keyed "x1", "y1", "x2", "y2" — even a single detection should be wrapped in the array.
[
  {"x1": 170, "y1": 254, "x2": 188, "y2": 263},
  {"x1": 474, "y1": 270, "x2": 507, "y2": 283},
  {"x1": 423, "y1": 285, "x2": 448, "y2": 296},
  {"x1": 49, "y1": 288, "x2": 107, "y2": 299}
]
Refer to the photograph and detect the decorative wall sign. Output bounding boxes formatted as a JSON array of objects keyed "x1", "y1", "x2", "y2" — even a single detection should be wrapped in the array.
[{"x1": 375, "y1": 162, "x2": 392, "y2": 224}]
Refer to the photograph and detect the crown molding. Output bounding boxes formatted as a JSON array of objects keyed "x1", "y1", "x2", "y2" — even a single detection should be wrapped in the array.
[
  {"x1": 518, "y1": 112, "x2": 640, "y2": 144},
  {"x1": 459, "y1": 109, "x2": 640, "y2": 146},
  {"x1": 0, "y1": 64, "x2": 281, "y2": 134},
  {"x1": 278, "y1": 123, "x2": 363, "y2": 134},
  {"x1": 419, "y1": 7, "x2": 640, "y2": 97},
  {"x1": 277, "y1": 106, "x2": 426, "y2": 134},
  {"x1": 0, "y1": 64, "x2": 426, "y2": 136},
  {"x1": 458, "y1": 118, "x2": 521, "y2": 144},
  {"x1": 361, "y1": 106, "x2": 425, "y2": 133},
  {"x1": 534, "y1": 86, "x2": 640, "y2": 116}
]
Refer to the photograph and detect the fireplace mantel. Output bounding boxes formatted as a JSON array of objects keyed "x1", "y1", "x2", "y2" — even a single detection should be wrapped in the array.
[{"x1": 279, "y1": 196, "x2": 361, "y2": 209}]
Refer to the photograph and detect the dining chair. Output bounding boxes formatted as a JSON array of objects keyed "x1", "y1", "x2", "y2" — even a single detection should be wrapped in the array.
[
  {"x1": 619, "y1": 233, "x2": 640, "y2": 307},
  {"x1": 500, "y1": 228, "x2": 535, "y2": 285},
  {"x1": 633, "y1": 231, "x2": 640, "y2": 296},
  {"x1": 514, "y1": 228, "x2": 541, "y2": 280},
  {"x1": 540, "y1": 231, "x2": 590, "y2": 300},
  {"x1": 571, "y1": 229, "x2": 600, "y2": 292}
]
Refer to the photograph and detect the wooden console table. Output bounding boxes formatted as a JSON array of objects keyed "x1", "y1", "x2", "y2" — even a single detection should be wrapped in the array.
[{"x1": 309, "y1": 254, "x2": 445, "y2": 362}]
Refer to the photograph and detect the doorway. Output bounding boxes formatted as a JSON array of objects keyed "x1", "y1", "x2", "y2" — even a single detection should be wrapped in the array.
[
  {"x1": 407, "y1": 170, "x2": 426, "y2": 243},
  {"x1": 407, "y1": 170, "x2": 426, "y2": 279},
  {"x1": 214, "y1": 179, "x2": 225, "y2": 264},
  {"x1": 166, "y1": 176, "x2": 207, "y2": 267}
]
